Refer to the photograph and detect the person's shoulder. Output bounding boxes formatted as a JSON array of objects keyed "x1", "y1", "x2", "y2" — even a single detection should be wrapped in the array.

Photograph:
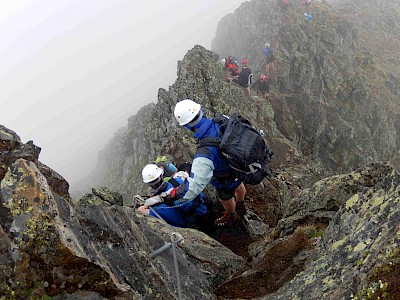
[
  {"x1": 195, "y1": 145, "x2": 218, "y2": 161},
  {"x1": 174, "y1": 177, "x2": 184, "y2": 184}
]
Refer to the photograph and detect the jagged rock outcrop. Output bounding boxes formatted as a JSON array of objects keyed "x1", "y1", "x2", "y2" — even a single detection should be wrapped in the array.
[
  {"x1": 0, "y1": 126, "x2": 69, "y2": 198},
  {"x1": 0, "y1": 126, "x2": 41, "y2": 180},
  {"x1": 210, "y1": 163, "x2": 400, "y2": 299},
  {"x1": 259, "y1": 164, "x2": 400, "y2": 299},
  {"x1": 0, "y1": 127, "x2": 248, "y2": 299},
  {"x1": 272, "y1": 162, "x2": 394, "y2": 238},
  {"x1": 2, "y1": 132, "x2": 399, "y2": 299},
  {"x1": 78, "y1": 187, "x2": 124, "y2": 207}
]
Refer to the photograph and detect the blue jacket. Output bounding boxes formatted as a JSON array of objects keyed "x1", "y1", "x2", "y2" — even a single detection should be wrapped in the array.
[
  {"x1": 263, "y1": 47, "x2": 274, "y2": 63},
  {"x1": 182, "y1": 117, "x2": 241, "y2": 201},
  {"x1": 149, "y1": 203, "x2": 186, "y2": 227},
  {"x1": 150, "y1": 177, "x2": 208, "y2": 227}
]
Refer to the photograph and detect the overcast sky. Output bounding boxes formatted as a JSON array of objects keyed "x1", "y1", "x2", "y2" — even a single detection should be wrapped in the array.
[{"x1": 0, "y1": 0, "x2": 245, "y2": 189}]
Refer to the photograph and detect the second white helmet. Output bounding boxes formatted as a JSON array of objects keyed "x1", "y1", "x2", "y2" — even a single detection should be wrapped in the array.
[
  {"x1": 142, "y1": 164, "x2": 164, "y2": 183},
  {"x1": 174, "y1": 99, "x2": 201, "y2": 126}
]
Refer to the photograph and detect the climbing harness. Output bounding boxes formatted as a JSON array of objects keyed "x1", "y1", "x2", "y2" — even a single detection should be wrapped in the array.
[{"x1": 133, "y1": 195, "x2": 184, "y2": 300}]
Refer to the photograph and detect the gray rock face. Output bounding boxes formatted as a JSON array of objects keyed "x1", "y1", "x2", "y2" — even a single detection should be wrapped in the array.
[
  {"x1": 212, "y1": 0, "x2": 400, "y2": 177},
  {"x1": 0, "y1": 125, "x2": 69, "y2": 198},
  {"x1": 0, "y1": 125, "x2": 247, "y2": 299},
  {"x1": 0, "y1": 153, "x2": 246, "y2": 299},
  {"x1": 78, "y1": 187, "x2": 124, "y2": 207},
  {"x1": 273, "y1": 162, "x2": 394, "y2": 238},
  {"x1": 260, "y1": 166, "x2": 400, "y2": 300},
  {"x1": 0, "y1": 126, "x2": 40, "y2": 179}
]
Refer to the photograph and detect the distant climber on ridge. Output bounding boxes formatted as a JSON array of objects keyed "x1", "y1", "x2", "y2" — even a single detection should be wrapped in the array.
[
  {"x1": 252, "y1": 74, "x2": 270, "y2": 99},
  {"x1": 221, "y1": 56, "x2": 240, "y2": 81},
  {"x1": 304, "y1": 12, "x2": 313, "y2": 20},
  {"x1": 233, "y1": 58, "x2": 253, "y2": 96},
  {"x1": 263, "y1": 42, "x2": 274, "y2": 73}
]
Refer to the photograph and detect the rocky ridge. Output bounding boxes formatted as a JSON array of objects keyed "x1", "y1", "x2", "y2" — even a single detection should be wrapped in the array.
[
  {"x1": 0, "y1": 126, "x2": 247, "y2": 299},
  {"x1": 1, "y1": 0, "x2": 400, "y2": 299},
  {"x1": 1, "y1": 125, "x2": 399, "y2": 298},
  {"x1": 212, "y1": 0, "x2": 400, "y2": 177}
]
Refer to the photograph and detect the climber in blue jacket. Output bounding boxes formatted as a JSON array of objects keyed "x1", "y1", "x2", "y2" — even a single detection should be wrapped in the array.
[
  {"x1": 173, "y1": 99, "x2": 247, "y2": 227},
  {"x1": 137, "y1": 163, "x2": 209, "y2": 228}
]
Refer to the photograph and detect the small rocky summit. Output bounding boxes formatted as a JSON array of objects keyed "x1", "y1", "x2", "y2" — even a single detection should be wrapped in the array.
[{"x1": 1, "y1": 0, "x2": 400, "y2": 299}]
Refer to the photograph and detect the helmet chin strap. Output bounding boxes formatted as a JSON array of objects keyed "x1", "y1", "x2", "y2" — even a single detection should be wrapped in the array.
[
  {"x1": 184, "y1": 110, "x2": 204, "y2": 131},
  {"x1": 184, "y1": 124, "x2": 195, "y2": 131}
]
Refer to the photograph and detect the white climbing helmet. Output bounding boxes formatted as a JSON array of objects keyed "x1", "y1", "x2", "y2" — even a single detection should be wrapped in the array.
[
  {"x1": 265, "y1": 42, "x2": 270, "y2": 47},
  {"x1": 221, "y1": 58, "x2": 226, "y2": 65},
  {"x1": 142, "y1": 164, "x2": 164, "y2": 184},
  {"x1": 174, "y1": 99, "x2": 202, "y2": 126}
]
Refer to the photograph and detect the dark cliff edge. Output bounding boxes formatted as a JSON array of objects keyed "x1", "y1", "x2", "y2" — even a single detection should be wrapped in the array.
[{"x1": 1, "y1": 0, "x2": 400, "y2": 299}]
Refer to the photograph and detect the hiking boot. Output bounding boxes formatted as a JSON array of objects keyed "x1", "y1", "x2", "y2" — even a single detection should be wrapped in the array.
[
  {"x1": 214, "y1": 211, "x2": 241, "y2": 227},
  {"x1": 235, "y1": 202, "x2": 247, "y2": 218}
]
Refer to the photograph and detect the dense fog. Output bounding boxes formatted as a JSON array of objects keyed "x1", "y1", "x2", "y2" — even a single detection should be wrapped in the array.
[{"x1": 0, "y1": 0, "x2": 245, "y2": 188}]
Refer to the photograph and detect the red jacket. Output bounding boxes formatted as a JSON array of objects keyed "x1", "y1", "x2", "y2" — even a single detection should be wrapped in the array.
[{"x1": 225, "y1": 63, "x2": 239, "y2": 76}]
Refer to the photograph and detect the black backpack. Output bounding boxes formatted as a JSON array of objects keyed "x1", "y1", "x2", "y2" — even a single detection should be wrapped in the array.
[{"x1": 197, "y1": 114, "x2": 273, "y2": 185}]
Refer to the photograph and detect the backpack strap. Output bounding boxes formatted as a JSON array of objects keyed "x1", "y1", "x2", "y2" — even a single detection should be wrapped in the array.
[
  {"x1": 168, "y1": 178, "x2": 180, "y2": 188},
  {"x1": 197, "y1": 137, "x2": 221, "y2": 149},
  {"x1": 212, "y1": 115, "x2": 228, "y2": 124},
  {"x1": 195, "y1": 145, "x2": 212, "y2": 158},
  {"x1": 196, "y1": 138, "x2": 236, "y2": 180},
  {"x1": 151, "y1": 181, "x2": 169, "y2": 196}
]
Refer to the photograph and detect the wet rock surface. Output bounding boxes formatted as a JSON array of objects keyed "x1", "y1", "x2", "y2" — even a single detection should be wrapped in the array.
[{"x1": 2, "y1": 0, "x2": 400, "y2": 299}]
